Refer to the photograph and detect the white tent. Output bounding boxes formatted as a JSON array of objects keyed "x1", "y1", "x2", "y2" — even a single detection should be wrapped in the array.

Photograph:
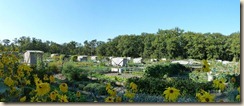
[{"x1": 24, "y1": 50, "x2": 44, "y2": 65}]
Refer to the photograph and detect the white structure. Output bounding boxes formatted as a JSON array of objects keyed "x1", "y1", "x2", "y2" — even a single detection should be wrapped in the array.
[
  {"x1": 222, "y1": 61, "x2": 231, "y2": 65},
  {"x1": 90, "y1": 56, "x2": 98, "y2": 61},
  {"x1": 77, "y1": 55, "x2": 88, "y2": 62},
  {"x1": 216, "y1": 60, "x2": 222, "y2": 62},
  {"x1": 171, "y1": 60, "x2": 189, "y2": 65},
  {"x1": 111, "y1": 68, "x2": 123, "y2": 73},
  {"x1": 24, "y1": 50, "x2": 44, "y2": 65},
  {"x1": 133, "y1": 57, "x2": 142, "y2": 64},
  {"x1": 150, "y1": 59, "x2": 158, "y2": 62},
  {"x1": 161, "y1": 58, "x2": 167, "y2": 61},
  {"x1": 111, "y1": 57, "x2": 128, "y2": 67},
  {"x1": 51, "y1": 53, "x2": 59, "y2": 58},
  {"x1": 126, "y1": 57, "x2": 132, "y2": 60},
  {"x1": 207, "y1": 71, "x2": 213, "y2": 81}
]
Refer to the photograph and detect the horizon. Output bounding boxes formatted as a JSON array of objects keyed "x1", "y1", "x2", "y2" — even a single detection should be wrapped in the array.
[{"x1": 0, "y1": 0, "x2": 240, "y2": 44}]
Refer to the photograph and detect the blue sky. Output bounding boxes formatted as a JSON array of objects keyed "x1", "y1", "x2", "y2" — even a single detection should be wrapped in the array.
[{"x1": 0, "y1": 0, "x2": 240, "y2": 44}]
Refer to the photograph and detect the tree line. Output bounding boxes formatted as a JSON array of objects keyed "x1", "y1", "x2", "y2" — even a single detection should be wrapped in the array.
[{"x1": 0, "y1": 27, "x2": 240, "y2": 61}]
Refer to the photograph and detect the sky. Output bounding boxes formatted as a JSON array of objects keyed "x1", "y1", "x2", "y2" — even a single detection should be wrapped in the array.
[{"x1": 0, "y1": 0, "x2": 240, "y2": 44}]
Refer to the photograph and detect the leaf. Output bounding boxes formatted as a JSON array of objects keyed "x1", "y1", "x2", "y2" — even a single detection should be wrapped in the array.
[{"x1": 0, "y1": 82, "x2": 9, "y2": 94}]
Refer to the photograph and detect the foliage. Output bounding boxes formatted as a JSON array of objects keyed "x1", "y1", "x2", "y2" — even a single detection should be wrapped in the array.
[
  {"x1": 61, "y1": 62, "x2": 84, "y2": 81},
  {"x1": 144, "y1": 63, "x2": 189, "y2": 78},
  {"x1": 83, "y1": 83, "x2": 107, "y2": 95},
  {"x1": 127, "y1": 77, "x2": 214, "y2": 96}
]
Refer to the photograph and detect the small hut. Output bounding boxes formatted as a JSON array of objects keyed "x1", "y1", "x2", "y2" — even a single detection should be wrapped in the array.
[
  {"x1": 24, "y1": 50, "x2": 44, "y2": 65},
  {"x1": 111, "y1": 57, "x2": 128, "y2": 67},
  {"x1": 77, "y1": 55, "x2": 88, "y2": 62},
  {"x1": 90, "y1": 56, "x2": 98, "y2": 61}
]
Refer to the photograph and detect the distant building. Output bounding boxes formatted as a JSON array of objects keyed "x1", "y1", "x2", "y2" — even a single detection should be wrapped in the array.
[
  {"x1": 77, "y1": 55, "x2": 88, "y2": 62},
  {"x1": 90, "y1": 56, "x2": 98, "y2": 61},
  {"x1": 133, "y1": 57, "x2": 142, "y2": 64},
  {"x1": 111, "y1": 57, "x2": 128, "y2": 67},
  {"x1": 24, "y1": 50, "x2": 44, "y2": 65}
]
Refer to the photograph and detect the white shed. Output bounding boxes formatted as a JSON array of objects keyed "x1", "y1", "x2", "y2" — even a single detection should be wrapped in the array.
[
  {"x1": 111, "y1": 57, "x2": 128, "y2": 67},
  {"x1": 77, "y1": 55, "x2": 88, "y2": 62},
  {"x1": 90, "y1": 56, "x2": 98, "y2": 61},
  {"x1": 133, "y1": 57, "x2": 142, "y2": 64},
  {"x1": 24, "y1": 50, "x2": 44, "y2": 65}
]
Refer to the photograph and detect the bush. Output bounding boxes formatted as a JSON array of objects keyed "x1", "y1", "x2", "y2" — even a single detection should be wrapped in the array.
[
  {"x1": 83, "y1": 83, "x2": 107, "y2": 95},
  {"x1": 144, "y1": 63, "x2": 189, "y2": 78},
  {"x1": 48, "y1": 62, "x2": 59, "y2": 74},
  {"x1": 127, "y1": 77, "x2": 214, "y2": 96},
  {"x1": 62, "y1": 62, "x2": 84, "y2": 81},
  {"x1": 127, "y1": 77, "x2": 167, "y2": 95},
  {"x1": 70, "y1": 55, "x2": 77, "y2": 62}
]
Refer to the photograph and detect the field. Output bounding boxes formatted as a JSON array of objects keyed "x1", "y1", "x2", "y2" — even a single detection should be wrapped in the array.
[{"x1": 0, "y1": 50, "x2": 240, "y2": 103}]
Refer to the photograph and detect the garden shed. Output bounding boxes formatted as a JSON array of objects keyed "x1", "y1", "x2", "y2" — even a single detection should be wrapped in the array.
[
  {"x1": 90, "y1": 56, "x2": 98, "y2": 61},
  {"x1": 111, "y1": 57, "x2": 128, "y2": 67},
  {"x1": 24, "y1": 50, "x2": 44, "y2": 65},
  {"x1": 77, "y1": 55, "x2": 88, "y2": 62},
  {"x1": 133, "y1": 57, "x2": 142, "y2": 64}
]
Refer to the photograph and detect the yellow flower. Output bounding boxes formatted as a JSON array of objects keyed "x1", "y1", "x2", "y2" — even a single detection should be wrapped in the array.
[
  {"x1": 237, "y1": 87, "x2": 240, "y2": 93},
  {"x1": 4, "y1": 77, "x2": 14, "y2": 87},
  {"x1": 20, "y1": 96, "x2": 26, "y2": 102},
  {"x1": 107, "y1": 89, "x2": 116, "y2": 97},
  {"x1": 130, "y1": 82, "x2": 138, "y2": 93},
  {"x1": 106, "y1": 83, "x2": 111, "y2": 91},
  {"x1": 199, "y1": 92, "x2": 215, "y2": 102},
  {"x1": 213, "y1": 79, "x2": 226, "y2": 91},
  {"x1": 36, "y1": 82, "x2": 51, "y2": 96},
  {"x1": 76, "y1": 91, "x2": 80, "y2": 97},
  {"x1": 49, "y1": 75, "x2": 55, "y2": 83},
  {"x1": 202, "y1": 60, "x2": 210, "y2": 72},
  {"x1": 163, "y1": 87, "x2": 180, "y2": 102},
  {"x1": 43, "y1": 74, "x2": 49, "y2": 81},
  {"x1": 34, "y1": 77, "x2": 42, "y2": 85},
  {"x1": 60, "y1": 95, "x2": 69, "y2": 102},
  {"x1": 59, "y1": 83, "x2": 68, "y2": 93},
  {"x1": 236, "y1": 94, "x2": 240, "y2": 101},
  {"x1": 124, "y1": 91, "x2": 135, "y2": 99},
  {"x1": 115, "y1": 96, "x2": 122, "y2": 102},
  {"x1": 50, "y1": 91, "x2": 58, "y2": 101},
  {"x1": 105, "y1": 96, "x2": 114, "y2": 102}
]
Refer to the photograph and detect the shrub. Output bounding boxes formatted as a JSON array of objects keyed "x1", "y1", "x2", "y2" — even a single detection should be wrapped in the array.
[
  {"x1": 70, "y1": 55, "x2": 78, "y2": 62},
  {"x1": 127, "y1": 77, "x2": 214, "y2": 96},
  {"x1": 48, "y1": 62, "x2": 59, "y2": 74},
  {"x1": 144, "y1": 63, "x2": 189, "y2": 78},
  {"x1": 62, "y1": 62, "x2": 84, "y2": 81},
  {"x1": 83, "y1": 83, "x2": 107, "y2": 95}
]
